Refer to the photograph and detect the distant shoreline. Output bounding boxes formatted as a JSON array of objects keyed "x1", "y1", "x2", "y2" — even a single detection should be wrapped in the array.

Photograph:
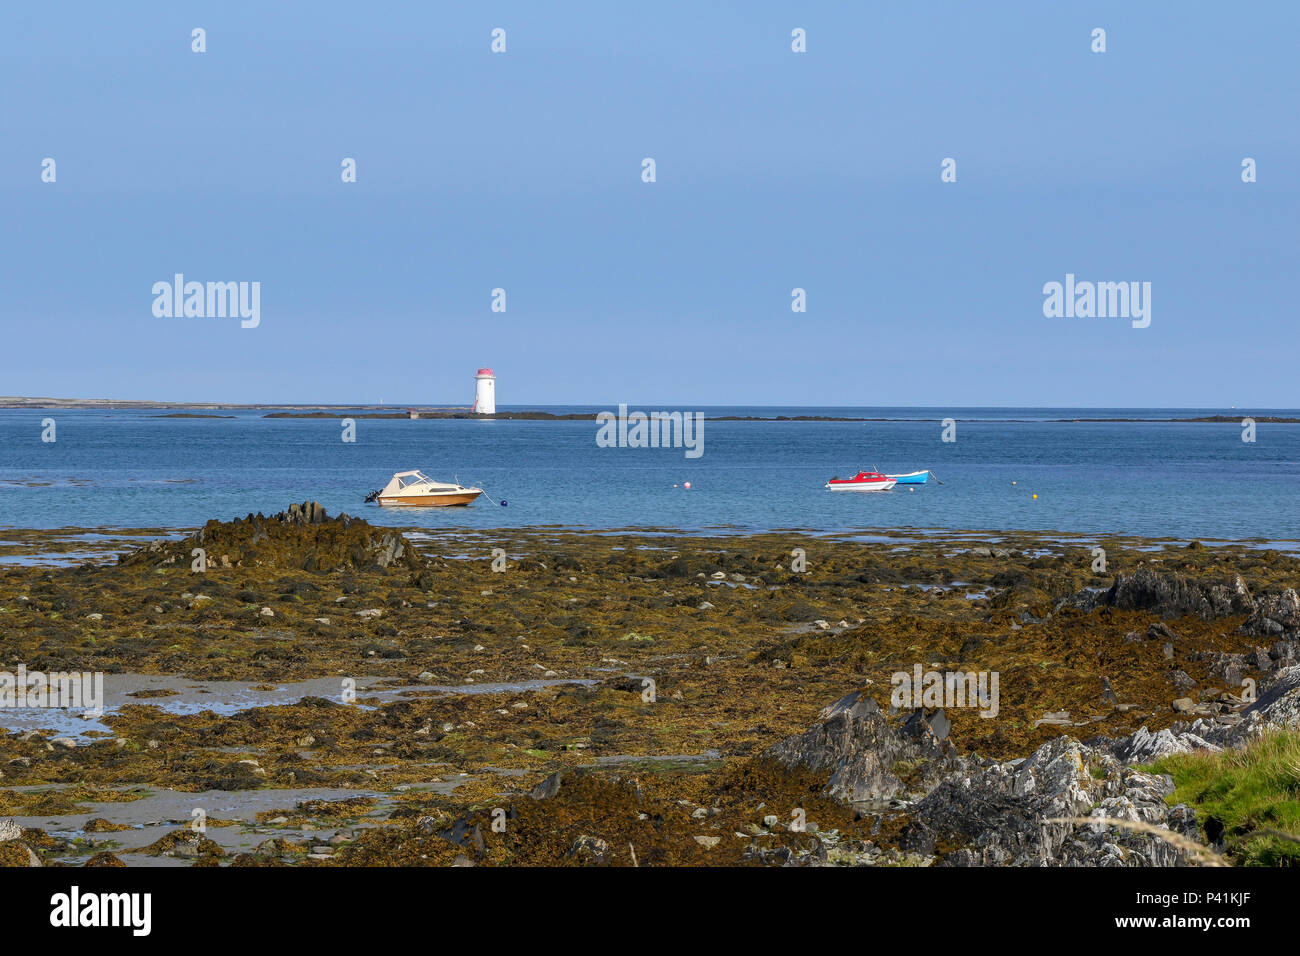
[
  {"x1": 0, "y1": 397, "x2": 474, "y2": 412},
  {"x1": 1, "y1": 398, "x2": 1295, "y2": 424}
]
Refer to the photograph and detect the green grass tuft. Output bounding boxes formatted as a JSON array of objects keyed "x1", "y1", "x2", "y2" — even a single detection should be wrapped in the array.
[{"x1": 1148, "y1": 729, "x2": 1300, "y2": 866}]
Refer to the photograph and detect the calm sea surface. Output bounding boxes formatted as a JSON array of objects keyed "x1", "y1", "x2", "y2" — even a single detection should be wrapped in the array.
[{"x1": 1, "y1": 407, "x2": 1297, "y2": 541}]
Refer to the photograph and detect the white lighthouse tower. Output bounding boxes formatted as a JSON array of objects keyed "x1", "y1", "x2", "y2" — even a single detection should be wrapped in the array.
[{"x1": 473, "y1": 367, "x2": 496, "y2": 414}]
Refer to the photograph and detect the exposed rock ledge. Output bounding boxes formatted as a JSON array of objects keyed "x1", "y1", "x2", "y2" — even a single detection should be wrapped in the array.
[
  {"x1": 118, "y1": 502, "x2": 422, "y2": 573},
  {"x1": 1064, "y1": 567, "x2": 1299, "y2": 638},
  {"x1": 763, "y1": 664, "x2": 1300, "y2": 866}
]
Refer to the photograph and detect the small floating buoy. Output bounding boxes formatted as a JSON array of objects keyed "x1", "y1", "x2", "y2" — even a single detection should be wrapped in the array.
[
  {"x1": 500, "y1": 500, "x2": 508, "y2": 506},
  {"x1": 1032, "y1": 494, "x2": 1038, "y2": 499},
  {"x1": 684, "y1": 482, "x2": 691, "y2": 490}
]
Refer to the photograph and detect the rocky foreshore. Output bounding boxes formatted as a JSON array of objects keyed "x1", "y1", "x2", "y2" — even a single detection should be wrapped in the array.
[{"x1": 2, "y1": 507, "x2": 1298, "y2": 866}]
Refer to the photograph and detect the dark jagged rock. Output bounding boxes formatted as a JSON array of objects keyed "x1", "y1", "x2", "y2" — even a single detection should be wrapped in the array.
[
  {"x1": 1242, "y1": 589, "x2": 1300, "y2": 638},
  {"x1": 118, "y1": 503, "x2": 422, "y2": 573},
  {"x1": 1064, "y1": 568, "x2": 1298, "y2": 640},
  {"x1": 1147, "y1": 621, "x2": 1179, "y2": 642},
  {"x1": 899, "y1": 737, "x2": 1196, "y2": 866},
  {"x1": 438, "y1": 816, "x2": 486, "y2": 853},
  {"x1": 652, "y1": 556, "x2": 720, "y2": 578},
  {"x1": 763, "y1": 694, "x2": 1198, "y2": 865},
  {"x1": 1094, "y1": 568, "x2": 1254, "y2": 619},
  {"x1": 529, "y1": 771, "x2": 565, "y2": 801},
  {"x1": 761, "y1": 690, "x2": 958, "y2": 804}
]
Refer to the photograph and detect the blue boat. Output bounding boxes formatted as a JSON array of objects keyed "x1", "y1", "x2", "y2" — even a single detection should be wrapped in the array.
[{"x1": 886, "y1": 470, "x2": 936, "y2": 485}]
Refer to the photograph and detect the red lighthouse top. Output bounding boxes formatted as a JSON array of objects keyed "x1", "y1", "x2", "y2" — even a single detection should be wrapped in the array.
[{"x1": 476, "y1": 368, "x2": 494, "y2": 376}]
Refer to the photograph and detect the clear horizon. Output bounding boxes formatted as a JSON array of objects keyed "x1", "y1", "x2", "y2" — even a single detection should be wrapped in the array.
[
  {"x1": 3, "y1": 2, "x2": 1297, "y2": 406},
  {"x1": 3, "y1": 397, "x2": 1297, "y2": 413}
]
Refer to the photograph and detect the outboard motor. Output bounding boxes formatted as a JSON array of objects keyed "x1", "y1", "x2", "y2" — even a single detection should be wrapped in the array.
[{"x1": 363, "y1": 489, "x2": 381, "y2": 503}]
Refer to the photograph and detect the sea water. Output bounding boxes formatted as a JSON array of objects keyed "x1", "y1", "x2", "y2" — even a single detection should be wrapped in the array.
[{"x1": 1, "y1": 407, "x2": 1297, "y2": 541}]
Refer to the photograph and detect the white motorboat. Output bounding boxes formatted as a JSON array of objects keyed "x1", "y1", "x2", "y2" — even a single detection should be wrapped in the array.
[{"x1": 366, "y1": 470, "x2": 483, "y2": 507}]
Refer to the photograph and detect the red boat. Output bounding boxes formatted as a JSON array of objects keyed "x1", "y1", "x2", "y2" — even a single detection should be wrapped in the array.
[{"x1": 824, "y1": 471, "x2": 898, "y2": 492}]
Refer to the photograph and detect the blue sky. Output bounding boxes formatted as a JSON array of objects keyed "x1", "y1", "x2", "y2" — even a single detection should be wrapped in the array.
[{"x1": 2, "y1": 1, "x2": 1296, "y2": 406}]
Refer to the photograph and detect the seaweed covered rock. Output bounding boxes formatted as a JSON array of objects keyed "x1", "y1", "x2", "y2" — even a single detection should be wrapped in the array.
[
  {"x1": 0, "y1": 819, "x2": 42, "y2": 867},
  {"x1": 651, "y1": 556, "x2": 721, "y2": 578},
  {"x1": 119, "y1": 502, "x2": 422, "y2": 573},
  {"x1": 84, "y1": 851, "x2": 128, "y2": 867}
]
